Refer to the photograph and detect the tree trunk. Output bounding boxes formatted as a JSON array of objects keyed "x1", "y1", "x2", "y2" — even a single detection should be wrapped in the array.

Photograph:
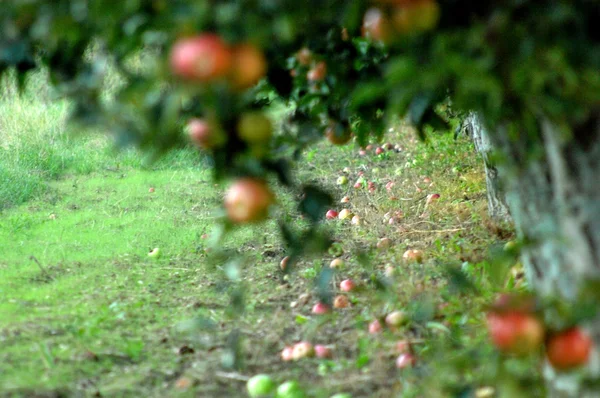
[
  {"x1": 467, "y1": 113, "x2": 600, "y2": 397},
  {"x1": 462, "y1": 113, "x2": 512, "y2": 224}
]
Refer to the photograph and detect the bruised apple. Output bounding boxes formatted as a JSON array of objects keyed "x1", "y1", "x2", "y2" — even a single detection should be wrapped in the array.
[
  {"x1": 224, "y1": 178, "x2": 274, "y2": 223},
  {"x1": 170, "y1": 34, "x2": 232, "y2": 81}
]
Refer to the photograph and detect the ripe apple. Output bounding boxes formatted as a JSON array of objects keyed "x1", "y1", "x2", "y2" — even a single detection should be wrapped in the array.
[
  {"x1": 547, "y1": 328, "x2": 592, "y2": 371},
  {"x1": 486, "y1": 311, "x2": 544, "y2": 355},
  {"x1": 351, "y1": 215, "x2": 361, "y2": 225},
  {"x1": 148, "y1": 187, "x2": 155, "y2": 193},
  {"x1": 277, "y1": 380, "x2": 305, "y2": 398},
  {"x1": 186, "y1": 118, "x2": 226, "y2": 149},
  {"x1": 377, "y1": 238, "x2": 392, "y2": 250},
  {"x1": 402, "y1": 249, "x2": 424, "y2": 263},
  {"x1": 338, "y1": 209, "x2": 353, "y2": 220},
  {"x1": 340, "y1": 279, "x2": 355, "y2": 292},
  {"x1": 340, "y1": 196, "x2": 350, "y2": 203},
  {"x1": 426, "y1": 193, "x2": 440, "y2": 205},
  {"x1": 354, "y1": 181, "x2": 362, "y2": 189},
  {"x1": 396, "y1": 353, "x2": 416, "y2": 369},
  {"x1": 229, "y1": 43, "x2": 267, "y2": 90},
  {"x1": 148, "y1": 247, "x2": 161, "y2": 259},
  {"x1": 292, "y1": 341, "x2": 315, "y2": 360},
  {"x1": 362, "y1": 8, "x2": 393, "y2": 43},
  {"x1": 280, "y1": 256, "x2": 290, "y2": 271},
  {"x1": 247, "y1": 374, "x2": 276, "y2": 398},
  {"x1": 325, "y1": 122, "x2": 352, "y2": 146},
  {"x1": 170, "y1": 34, "x2": 232, "y2": 81},
  {"x1": 375, "y1": 147, "x2": 384, "y2": 155},
  {"x1": 333, "y1": 295, "x2": 350, "y2": 309},
  {"x1": 326, "y1": 209, "x2": 339, "y2": 219},
  {"x1": 237, "y1": 112, "x2": 273, "y2": 145},
  {"x1": 224, "y1": 178, "x2": 274, "y2": 223},
  {"x1": 337, "y1": 176, "x2": 349, "y2": 185},
  {"x1": 369, "y1": 319, "x2": 383, "y2": 334},
  {"x1": 385, "y1": 310, "x2": 407, "y2": 328},
  {"x1": 423, "y1": 177, "x2": 432, "y2": 184},
  {"x1": 296, "y1": 47, "x2": 312, "y2": 65},
  {"x1": 307, "y1": 61, "x2": 327, "y2": 82},
  {"x1": 314, "y1": 345, "x2": 332, "y2": 359},
  {"x1": 312, "y1": 302, "x2": 331, "y2": 315},
  {"x1": 330, "y1": 258, "x2": 345, "y2": 268},
  {"x1": 281, "y1": 346, "x2": 294, "y2": 361}
]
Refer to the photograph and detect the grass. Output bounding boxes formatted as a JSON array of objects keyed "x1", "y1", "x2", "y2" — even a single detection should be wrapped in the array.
[{"x1": 0, "y1": 71, "x2": 542, "y2": 397}]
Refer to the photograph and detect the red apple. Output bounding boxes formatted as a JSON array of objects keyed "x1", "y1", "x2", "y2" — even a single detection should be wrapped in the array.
[
  {"x1": 186, "y1": 118, "x2": 226, "y2": 149},
  {"x1": 312, "y1": 302, "x2": 331, "y2": 315},
  {"x1": 307, "y1": 61, "x2": 327, "y2": 82},
  {"x1": 402, "y1": 249, "x2": 424, "y2": 263},
  {"x1": 358, "y1": 150, "x2": 367, "y2": 156},
  {"x1": 486, "y1": 311, "x2": 544, "y2": 355},
  {"x1": 340, "y1": 279, "x2": 355, "y2": 292},
  {"x1": 547, "y1": 328, "x2": 593, "y2": 371},
  {"x1": 224, "y1": 178, "x2": 274, "y2": 223},
  {"x1": 362, "y1": 7, "x2": 393, "y2": 43},
  {"x1": 148, "y1": 187, "x2": 155, "y2": 193},
  {"x1": 326, "y1": 209, "x2": 339, "y2": 219},
  {"x1": 314, "y1": 344, "x2": 332, "y2": 359},
  {"x1": 396, "y1": 353, "x2": 416, "y2": 369},
  {"x1": 229, "y1": 43, "x2": 267, "y2": 90},
  {"x1": 281, "y1": 346, "x2": 294, "y2": 361},
  {"x1": 369, "y1": 320, "x2": 383, "y2": 334},
  {"x1": 170, "y1": 34, "x2": 232, "y2": 81},
  {"x1": 375, "y1": 147, "x2": 384, "y2": 155},
  {"x1": 292, "y1": 341, "x2": 315, "y2": 360},
  {"x1": 426, "y1": 193, "x2": 440, "y2": 205}
]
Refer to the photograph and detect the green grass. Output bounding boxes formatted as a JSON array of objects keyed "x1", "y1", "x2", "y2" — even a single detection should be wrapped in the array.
[{"x1": 0, "y1": 71, "x2": 542, "y2": 397}]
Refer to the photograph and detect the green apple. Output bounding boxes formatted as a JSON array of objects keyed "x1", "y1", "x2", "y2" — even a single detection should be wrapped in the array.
[
  {"x1": 148, "y1": 247, "x2": 161, "y2": 259},
  {"x1": 237, "y1": 112, "x2": 273, "y2": 145},
  {"x1": 337, "y1": 176, "x2": 349, "y2": 185},
  {"x1": 277, "y1": 381, "x2": 305, "y2": 398},
  {"x1": 247, "y1": 374, "x2": 276, "y2": 397}
]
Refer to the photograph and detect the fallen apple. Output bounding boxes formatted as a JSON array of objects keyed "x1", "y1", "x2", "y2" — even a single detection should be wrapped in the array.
[
  {"x1": 292, "y1": 341, "x2": 315, "y2": 360},
  {"x1": 333, "y1": 295, "x2": 350, "y2": 309},
  {"x1": 337, "y1": 176, "x2": 349, "y2": 185},
  {"x1": 280, "y1": 256, "x2": 290, "y2": 271},
  {"x1": 326, "y1": 209, "x2": 339, "y2": 219},
  {"x1": 385, "y1": 310, "x2": 407, "y2": 328},
  {"x1": 426, "y1": 193, "x2": 440, "y2": 205},
  {"x1": 312, "y1": 302, "x2": 331, "y2": 315},
  {"x1": 338, "y1": 209, "x2": 353, "y2": 220},
  {"x1": 148, "y1": 187, "x2": 155, "y2": 193},
  {"x1": 402, "y1": 249, "x2": 424, "y2": 263},
  {"x1": 330, "y1": 258, "x2": 345, "y2": 268},
  {"x1": 277, "y1": 380, "x2": 305, "y2": 398},
  {"x1": 351, "y1": 215, "x2": 361, "y2": 225},
  {"x1": 340, "y1": 279, "x2": 355, "y2": 292},
  {"x1": 395, "y1": 353, "x2": 416, "y2": 369},
  {"x1": 369, "y1": 319, "x2": 383, "y2": 334},
  {"x1": 148, "y1": 247, "x2": 161, "y2": 259},
  {"x1": 340, "y1": 196, "x2": 350, "y2": 203},
  {"x1": 247, "y1": 374, "x2": 276, "y2": 397},
  {"x1": 281, "y1": 346, "x2": 294, "y2": 361},
  {"x1": 314, "y1": 344, "x2": 332, "y2": 359},
  {"x1": 395, "y1": 340, "x2": 411, "y2": 354},
  {"x1": 375, "y1": 147, "x2": 384, "y2": 155},
  {"x1": 377, "y1": 238, "x2": 392, "y2": 250}
]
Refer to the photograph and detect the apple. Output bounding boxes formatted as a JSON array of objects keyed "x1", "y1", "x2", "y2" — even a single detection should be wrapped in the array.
[
  {"x1": 395, "y1": 340, "x2": 410, "y2": 354},
  {"x1": 385, "y1": 265, "x2": 396, "y2": 277},
  {"x1": 326, "y1": 209, "x2": 339, "y2": 219},
  {"x1": 383, "y1": 142, "x2": 394, "y2": 150},
  {"x1": 314, "y1": 345, "x2": 332, "y2": 359},
  {"x1": 362, "y1": 8, "x2": 393, "y2": 43},
  {"x1": 281, "y1": 346, "x2": 294, "y2": 361},
  {"x1": 375, "y1": 147, "x2": 384, "y2": 155},
  {"x1": 385, "y1": 181, "x2": 395, "y2": 191},
  {"x1": 351, "y1": 215, "x2": 361, "y2": 225},
  {"x1": 547, "y1": 328, "x2": 592, "y2": 371},
  {"x1": 148, "y1": 247, "x2": 161, "y2": 259},
  {"x1": 385, "y1": 310, "x2": 407, "y2": 328},
  {"x1": 340, "y1": 196, "x2": 350, "y2": 203},
  {"x1": 174, "y1": 376, "x2": 192, "y2": 390},
  {"x1": 224, "y1": 178, "x2": 274, "y2": 223},
  {"x1": 296, "y1": 47, "x2": 312, "y2": 65},
  {"x1": 342, "y1": 167, "x2": 351, "y2": 173},
  {"x1": 340, "y1": 279, "x2": 355, "y2": 292},
  {"x1": 247, "y1": 374, "x2": 276, "y2": 397},
  {"x1": 330, "y1": 258, "x2": 345, "y2": 268},
  {"x1": 423, "y1": 177, "x2": 432, "y2": 184},
  {"x1": 333, "y1": 295, "x2": 350, "y2": 309},
  {"x1": 395, "y1": 353, "x2": 416, "y2": 369},
  {"x1": 486, "y1": 311, "x2": 544, "y2": 355},
  {"x1": 377, "y1": 238, "x2": 392, "y2": 250},
  {"x1": 228, "y1": 43, "x2": 267, "y2": 90},
  {"x1": 338, "y1": 209, "x2": 353, "y2": 220},
  {"x1": 312, "y1": 302, "x2": 331, "y2": 315},
  {"x1": 358, "y1": 150, "x2": 367, "y2": 156},
  {"x1": 426, "y1": 193, "x2": 440, "y2": 205},
  {"x1": 369, "y1": 320, "x2": 383, "y2": 334},
  {"x1": 392, "y1": 0, "x2": 440, "y2": 35},
  {"x1": 277, "y1": 380, "x2": 305, "y2": 398},
  {"x1": 307, "y1": 61, "x2": 327, "y2": 82},
  {"x1": 280, "y1": 256, "x2": 290, "y2": 271},
  {"x1": 186, "y1": 118, "x2": 226, "y2": 149},
  {"x1": 148, "y1": 187, "x2": 155, "y2": 193},
  {"x1": 326, "y1": 122, "x2": 352, "y2": 146},
  {"x1": 402, "y1": 249, "x2": 424, "y2": 263},
  {"x1": 337, "y1": 176, "x2": 349, "y2": 185},
  {"x1": 354, "y1": 181, "x2": 362, "y2": 189},
  {"x1": 170, "y1": 34, "x2": 232, "y2": 81},
  {"x1": 237, "y1": 112, "x2": 273, "y2": 145},
  {"x1": 292, "y1": 341, "x2": 315, "y2": 360}
]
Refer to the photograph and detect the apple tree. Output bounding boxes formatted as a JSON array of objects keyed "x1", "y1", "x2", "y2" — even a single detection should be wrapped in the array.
[{"x1": 2, "y1": 1, "x2": 600, "y2": 395}]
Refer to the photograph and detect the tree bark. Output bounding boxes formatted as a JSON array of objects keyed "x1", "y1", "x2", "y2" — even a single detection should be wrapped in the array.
[
  {"x1": 467, "y1": 113, "x2": 600, "y2": 397},
  {"x1": 462, "y1": 113, "x2": 512, "y2": 224}
]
